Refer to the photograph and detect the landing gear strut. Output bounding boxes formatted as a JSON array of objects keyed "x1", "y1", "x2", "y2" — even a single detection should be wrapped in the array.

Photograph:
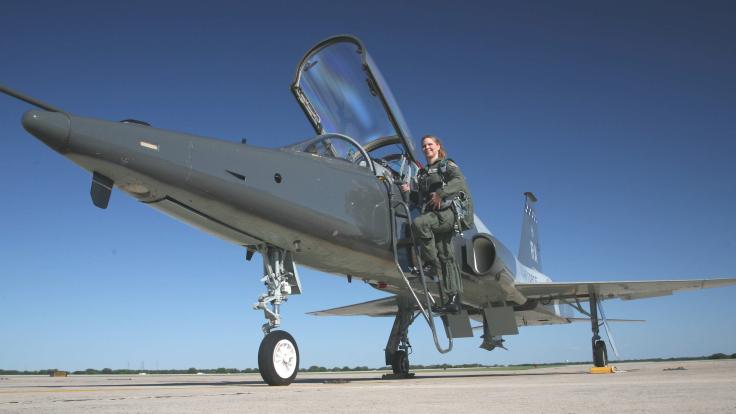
[
  {"x1": 589, "y1": 293, "x2": 608, "y2": 367},
  {"x1": 252, "y1": 245, "x2": 302, "y2": 385},
  {"x1": 384, "y1": 296, "x2": 416, "y2": 378}
]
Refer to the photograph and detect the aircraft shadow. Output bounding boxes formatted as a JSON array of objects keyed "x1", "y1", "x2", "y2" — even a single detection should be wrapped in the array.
[{"x1": 19, "y1": 370, "x2": 586, "y2": 389}]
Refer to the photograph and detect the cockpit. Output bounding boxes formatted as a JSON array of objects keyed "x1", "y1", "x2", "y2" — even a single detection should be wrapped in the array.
[
  {"x1": 287, "y1": 35, "x2": 420, "y2": 182},
  {"x1": 285, "y1": 134, "x2": 416, "y2": 181}
]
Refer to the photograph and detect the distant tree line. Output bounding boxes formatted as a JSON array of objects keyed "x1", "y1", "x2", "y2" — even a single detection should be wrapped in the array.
[{"x1": 2, "y1": 353, "x2": 734, "y2": 375}]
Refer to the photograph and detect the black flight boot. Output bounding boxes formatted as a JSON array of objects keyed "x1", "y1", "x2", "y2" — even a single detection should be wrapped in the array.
[{"x1": 438, "y1": 294, "x2": 461, "y2": 314}]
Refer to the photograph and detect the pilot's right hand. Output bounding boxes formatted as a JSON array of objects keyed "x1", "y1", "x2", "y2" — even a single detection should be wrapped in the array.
[
  {"x1": 429, "y1": 192, "x2": 442, "y2": 210},
  {"x1": 400, "y1": 183, "x2": 410, "y2": 193}
]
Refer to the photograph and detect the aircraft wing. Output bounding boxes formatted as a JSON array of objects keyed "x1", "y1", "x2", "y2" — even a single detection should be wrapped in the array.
[
  {"x1": 515, "y1": 277, "x2": 736, "y2": 302},
  {"x1": 308, "y1": 278, "x2": 736, "y2": 317},
  {"x1": 307, "y1": 296, "x2": 399, "y2": 317}
]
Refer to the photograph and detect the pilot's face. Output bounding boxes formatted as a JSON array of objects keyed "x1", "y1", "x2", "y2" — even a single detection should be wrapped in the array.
[{"x1": 422, "y1": 138, "x2": 440, "y2": 161}]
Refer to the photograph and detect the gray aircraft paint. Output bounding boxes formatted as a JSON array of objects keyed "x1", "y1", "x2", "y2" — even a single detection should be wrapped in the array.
[
  {"x1": 6, "y1": 37, "x2": 560, "y2": 319},
  {"x1": 20, "y1": 103, "x2": 532, "y2": 310},
  {"x1": 22, "y1": 109, "x2": 399, "y2": 279},
  {"x1": 13, "y1": 82, "x2": 719, "y2": 332}
]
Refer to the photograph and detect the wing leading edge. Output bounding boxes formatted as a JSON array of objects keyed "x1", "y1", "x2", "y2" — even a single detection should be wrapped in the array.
[
  {"x1": 308, "y1": 278, "x2": 736, "y2": 317},
  {"x1": 515, "y1": 277, "x2": 736, "y2": 302},
  {"x1": 307, "y1": 296, "x2": 400, "y2": 317}
]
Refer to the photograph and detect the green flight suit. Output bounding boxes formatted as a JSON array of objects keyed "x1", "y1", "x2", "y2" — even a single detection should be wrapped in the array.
[{"x1": 411, "y1": 159, "x2": 474, "y2": 298}]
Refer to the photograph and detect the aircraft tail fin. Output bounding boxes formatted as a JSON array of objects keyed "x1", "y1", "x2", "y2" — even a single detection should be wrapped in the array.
[{"x1": 518, "y1": 192, "x2": 543, "y2": 272}]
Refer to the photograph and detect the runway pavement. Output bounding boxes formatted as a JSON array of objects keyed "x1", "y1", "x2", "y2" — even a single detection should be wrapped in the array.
[{"x1": 1, "y1": 359, "x2": 735, "y2": 413}]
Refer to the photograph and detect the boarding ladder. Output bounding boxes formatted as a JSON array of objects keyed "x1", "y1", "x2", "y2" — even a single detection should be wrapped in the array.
[{"x1": 384, "y1": 178, "x2": 453, "y2": 354}]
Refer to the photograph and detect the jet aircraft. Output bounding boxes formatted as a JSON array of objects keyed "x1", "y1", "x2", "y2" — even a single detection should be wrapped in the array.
[{"x1": 2, "y1": 35, "x2": 735, "y2": 385}]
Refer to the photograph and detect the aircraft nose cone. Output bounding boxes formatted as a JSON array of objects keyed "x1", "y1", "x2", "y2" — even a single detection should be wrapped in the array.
[{"x1": 22, "y1": 109, "x2": 70, "y2": 151}]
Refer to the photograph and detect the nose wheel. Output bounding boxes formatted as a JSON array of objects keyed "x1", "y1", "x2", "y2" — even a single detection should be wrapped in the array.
[{"x1": 258, "y1": 330, "x2": 300, "y2": 386}]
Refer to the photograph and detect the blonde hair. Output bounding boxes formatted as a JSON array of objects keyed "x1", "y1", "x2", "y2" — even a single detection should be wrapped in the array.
[{"x1": 422, "y1": 135, "x2": 447, "y2": 159}]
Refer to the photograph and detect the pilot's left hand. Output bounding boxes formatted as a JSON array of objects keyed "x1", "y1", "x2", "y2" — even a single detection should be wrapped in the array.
[{"x1": 430, "y1": 192, "x2": 442, "y2": 210}]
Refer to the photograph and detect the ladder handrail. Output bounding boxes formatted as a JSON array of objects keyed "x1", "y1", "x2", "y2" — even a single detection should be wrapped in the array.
[{"x1": 386, "y1": 189, "x2": 453, "y2": 354}]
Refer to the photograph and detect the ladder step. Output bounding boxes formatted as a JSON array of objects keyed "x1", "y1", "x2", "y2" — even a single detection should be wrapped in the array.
[
  {"x1": 397, "y1": 238, "x2": 414, "y2": 246},
  {"x1": 404, "y1": 267, "x2": 440, "y2": 283},
  {"x1": 394, "y1": 212, "x2": 409, "y2": 219}
]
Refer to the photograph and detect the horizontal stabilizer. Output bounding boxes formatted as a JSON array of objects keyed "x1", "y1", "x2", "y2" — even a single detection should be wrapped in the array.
[
  {"x1": 308, "y1": 296, "x2": 400, "y2": 317},
  {"x1": 516, "y1": 277, "x2": 736, "y2": 302}
]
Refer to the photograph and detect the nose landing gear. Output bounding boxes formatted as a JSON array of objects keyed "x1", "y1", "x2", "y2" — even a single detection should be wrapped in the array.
[{"x1": 252, "y1": 246, "x2": 302, "y2": 385}]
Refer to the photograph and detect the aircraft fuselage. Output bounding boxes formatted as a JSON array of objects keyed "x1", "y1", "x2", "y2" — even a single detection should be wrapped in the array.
[
  {"x1": 24, "y1": 109, "x2": 400, "y2": 277},
  {"x1": 22, "y1": 108, "x2": 537, "y2": 309}
]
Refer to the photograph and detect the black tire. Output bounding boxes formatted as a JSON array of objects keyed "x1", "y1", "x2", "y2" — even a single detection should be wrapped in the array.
[
  {"x1": 593, "y1": 340, "x2": 608, "y2": 367},
  {"x1": 391, "y1": 350, "x2": 410, "y2": 375},
  {"x1": 258, "y1": 330, "x2": 299, "y2": 386}
]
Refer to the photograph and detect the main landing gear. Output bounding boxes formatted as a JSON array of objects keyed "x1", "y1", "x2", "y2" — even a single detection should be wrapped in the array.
[
  {"x1": 589, "y1": 294, "x2": 608, "y2": 368},
  {"x1": 383, "y1": 296, "x2": 416, "y2": 378},
  {"x1": 252, "y1": 246, "x2": 302, "y2": 386}
]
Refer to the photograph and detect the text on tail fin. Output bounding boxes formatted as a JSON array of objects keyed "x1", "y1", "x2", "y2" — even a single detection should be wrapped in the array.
[{"x1": 518, "y1": 192, "x2": 543, "y2": 272}]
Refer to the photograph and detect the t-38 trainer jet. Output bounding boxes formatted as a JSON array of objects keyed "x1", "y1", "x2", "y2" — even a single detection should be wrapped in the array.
[{"x1": 3, "y1": 35, "x2": 735, "y2": 385}]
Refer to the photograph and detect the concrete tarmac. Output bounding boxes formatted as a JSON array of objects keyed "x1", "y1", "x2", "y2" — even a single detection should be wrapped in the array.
[{"x1": 1, "y1": 359, "x2": 735, "y2": 413}]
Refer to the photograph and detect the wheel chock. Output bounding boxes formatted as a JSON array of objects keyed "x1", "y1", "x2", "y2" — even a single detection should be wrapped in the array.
[{"x1": 589, "y1": 365, "x2": 616, "y2": 374}]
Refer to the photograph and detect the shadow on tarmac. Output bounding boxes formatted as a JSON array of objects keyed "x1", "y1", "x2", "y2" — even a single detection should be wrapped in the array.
[{"x1": 19, "y1": 369, "x2": 587, "y2": 389}]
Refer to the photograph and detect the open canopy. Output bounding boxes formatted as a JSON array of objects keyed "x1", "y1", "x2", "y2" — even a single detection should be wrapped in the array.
[{"x1": 291, "y1": 35, "x2": 419, "y2": 163}]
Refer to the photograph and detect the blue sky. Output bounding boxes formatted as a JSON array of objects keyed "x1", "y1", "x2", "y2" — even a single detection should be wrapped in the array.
[{"x1": 1, "y1": 1, "x2": 735, "y2": 371}]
